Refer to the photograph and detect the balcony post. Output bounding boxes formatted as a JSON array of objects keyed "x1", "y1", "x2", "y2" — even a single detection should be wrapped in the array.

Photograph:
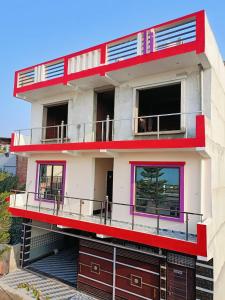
[
  {"x1": 100, "y1": 201, "x2": 103, "y2": 224},
  {"x1": 57, "y1": 126, "x2": 60, "y2": 143},
  {"x1": 186, "y1": 213, "x2": 189, "y2": 241},
  {"x1": 157, "y1": 209, "x2": 160, "y2": 235},
  {"x1": 132, "y1": 205, "x2": 135, "y2": 230},
  {"x1": 104, "y1": 196, "x2": 109, "y2": 225},
  {"x1": 14, "y1": 190, "x2": 16, "y2": 207},
  {"x1": 106, "y1": 115, "x2": 110, "y2": 141},
  {"x1": 157, "y1": 115, "x2": 160, "y2": 139},
  {"x1": 61, "y1": 121, "x2": 64, "y2": 143},
  {"x1": 30, "y1": 128, "x2": 32, "y2": 145},
  {"x1": 25, "y1": 192, "x2": 29, "y2": 210},
  {"x1": 18, "y1": 130, "x2": 21, "y2": 146},
  {"x1": 53, "y1": 195, "x2": 56, "y2": 215},
  {"x1": 79, "y1": 199, "x2": 82, "y2": 219},
  {"x1": 83, "y1": 123, "x2": 86, "y2": 142}
]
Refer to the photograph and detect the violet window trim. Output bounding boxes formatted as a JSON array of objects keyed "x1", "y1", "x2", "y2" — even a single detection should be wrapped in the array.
[
  {"x1": 35, "y1": 160, "x2": 66, "y2": 203},
  {"x1": 130, "y1": 162, "x2": 185, "y2": 223}
]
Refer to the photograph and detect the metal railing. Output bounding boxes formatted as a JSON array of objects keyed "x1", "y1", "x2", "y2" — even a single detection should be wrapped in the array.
[
  {"x1": 13, "y1": 111, "x2": 200, "y2": 146},
  {"x1": 10, "y1": 190, "x2": 203, "y2": 242},
  {"x1": 15, "y1": 13, "x2": 199, "y2": 89}
]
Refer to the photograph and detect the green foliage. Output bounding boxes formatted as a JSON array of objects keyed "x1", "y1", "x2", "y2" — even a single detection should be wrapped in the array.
[
  {"x1": 0, "y1": 171, "x2": 18, "y2": 193},
  {"x1": 17, "y1": 283, "x2": 51, "y2": 300},
  {"x1": 0, "y1": 192, "x2": 12, "y2": 245}
]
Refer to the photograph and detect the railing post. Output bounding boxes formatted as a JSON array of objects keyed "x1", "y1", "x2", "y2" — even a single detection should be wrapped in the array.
[
  {"x1": 101, "y1": 121, "x2": 104, "y2": 141},
  {"x1": 25, "y1": 192, "x2": 29, "y2": 210},
  {"x1": 157, "y1": 208, "x2": 160, "y2": 235},
  {"x1": 18, "y1": 130, "x2": 21, "y2": 146},
  {"x1": 104, "y1": 196, "x2": 109, "y2": 225},
  {"x1": 186, "y1": 213, "x2": 189, "y2": 241},
  {"x1": 57, "y1": 191, "x2": 61, "y2": 215},
  {"x1": 106, "y1": 115, "x2": 110, "y2": 141},
  {"x1": 100, "y1": 201, "x2": 103, "y2": 224},
  {"x1": 132, "y1": 205, "x2": 135, "y2": 230},
  {"x1": 83, "y1": 123, "x2": 86, "y2": 142},
  {"x1": 38, "y1": 196, "x2": 42, "y2": 213},
  {"x1": 149, "y1": 29, "x2": 155, "y2": 53},
  {"x1": 157, "y1": 115, "x2": 160, "y2": 139},
  {"x1": 79, "y1": 199, "x2": 82, "y2": 219},
  {"x1": 30, "y1": 128, "x2": 32, "y2": 145},
  {"x1": 61, "y1": 121, "x2": 64, "y2": 143},
  {"x1": 14, "y1": 190, "x2": 17, "y2": 207},
  {"x1": 53, "y1": 195, "x2": 56, "y2": 215},
  {"x1": 57, "y1": 126, "x2": 60, "y2": 143}
]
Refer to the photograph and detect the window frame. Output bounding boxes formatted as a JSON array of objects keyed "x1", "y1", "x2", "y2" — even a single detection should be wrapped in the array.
[
  {"x1": 130, "y1": 161, "x2": 185, "y2": 222},
  {"x1": 132, "y1": 79, "x2": 186, "y2": 135},
  {"x1": 35, "y1": 160, "x2": 66, "y2": 203}
]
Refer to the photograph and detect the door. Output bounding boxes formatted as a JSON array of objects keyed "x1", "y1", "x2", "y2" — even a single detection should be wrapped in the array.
[
  {"x1": 167, "y1": 263, "x2": 195, "y2": 300},
  {"x1": 106, "y1": 171, "x2": 113, "y2": 202},
  {"x1": 96, "y1": 90, "x2": 114, "y2": 141}
]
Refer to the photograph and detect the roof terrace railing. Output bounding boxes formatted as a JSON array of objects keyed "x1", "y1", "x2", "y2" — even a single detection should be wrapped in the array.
[
  {"x1": 15, "y1": 12, "x2": 202, "y2": 91},
  {"x1": 10, "y1": 190, "x2": 203, "y2": 242}
]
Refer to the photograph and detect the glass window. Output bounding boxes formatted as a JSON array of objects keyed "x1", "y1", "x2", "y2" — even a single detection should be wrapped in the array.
[
  {"x1": 135, "y1": 166, "x2": 180, "y2": 217},
  {"x1": 38, "y1": 163, "x2": 64, "y2": 201}
]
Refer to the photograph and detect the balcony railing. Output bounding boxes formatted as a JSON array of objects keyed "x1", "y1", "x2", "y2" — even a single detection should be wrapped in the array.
[
  {"x1": 13, "y1": 112, "x2": 200, "y2": 146},
  {"x1": 10, "y1": 190, "x2": 203, "y2": 242},
  {"x1": 14, "y1": 11, "x2": 203, "y2": 94}
]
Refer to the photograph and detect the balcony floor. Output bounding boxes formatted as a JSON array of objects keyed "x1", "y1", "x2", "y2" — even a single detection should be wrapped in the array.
[{"x1": 12, "y1": 204, "x2": 197, "y2": 242}]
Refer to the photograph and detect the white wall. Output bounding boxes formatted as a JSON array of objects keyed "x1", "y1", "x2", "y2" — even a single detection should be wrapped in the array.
[
  {"x1": 24, "y1": 66, "x2": 202, "y2": 146},
  {"x1": 112, "y1": 151, "x2": 202, "y2": 234},
  {"x1": 23, "y1": 150, "x2": 203, "y2": 235},
  {"x1": 26, "y1": 153, "x2": 95, "y2": 216},
  {"x1": 94, "y1": 158, "x2": 113, "y2": 210},
  {"x1": 204, "y1": 14, "x2": 225, "y2": 300}
]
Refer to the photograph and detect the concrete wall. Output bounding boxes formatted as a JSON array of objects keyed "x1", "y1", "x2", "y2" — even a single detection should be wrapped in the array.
[
  {"x1": 22, "y1": 150, "x2": 203, "y2": 235},
  {"x1": 204, "y1": 14, "x2": 225, "y2": 300}
]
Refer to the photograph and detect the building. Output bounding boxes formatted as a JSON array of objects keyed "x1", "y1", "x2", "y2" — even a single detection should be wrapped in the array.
[
  {"x1": 8, "y1": 10, "x2": 225, "y2": 299},
  {"x1": 0, "y1": 137, "x2": 16, "y2": 175},
  {"x1": 0, "y1": 137, "x2": 28, "y2": 186}
]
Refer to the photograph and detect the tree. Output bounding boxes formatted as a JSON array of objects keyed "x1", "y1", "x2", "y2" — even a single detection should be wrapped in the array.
[
  {"x1": 0, "y1": 192, "x2": 12, "y2": 245},
  {"x1": 136, "y1": 167, "x2": 167, "y2": 213}
]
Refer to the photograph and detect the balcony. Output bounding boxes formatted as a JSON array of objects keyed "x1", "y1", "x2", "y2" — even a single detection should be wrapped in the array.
[
  {"x1": 8, "y1": 190, "x2": 207, "y2": 257},
  {"x1": 14, "y1": 11, "x2": 205, "y2": 101},
  {"x1": 10, "y1": 113, "x2": 205, "y2": 153}
]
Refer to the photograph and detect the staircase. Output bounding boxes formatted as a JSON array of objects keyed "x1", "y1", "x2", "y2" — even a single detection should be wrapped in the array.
[{"x1": 0, "y1": 269, "x2": 96, "y2": 300}]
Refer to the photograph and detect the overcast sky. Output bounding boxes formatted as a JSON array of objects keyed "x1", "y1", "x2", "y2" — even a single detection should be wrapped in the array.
[{"x1": 0, "y1": 0, "x2": 224, "y2": 136}]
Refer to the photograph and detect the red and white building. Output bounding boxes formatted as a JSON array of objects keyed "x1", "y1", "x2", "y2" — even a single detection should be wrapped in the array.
[{"x1": 8, "y1": 10, "x2": 224, "y2": 299}]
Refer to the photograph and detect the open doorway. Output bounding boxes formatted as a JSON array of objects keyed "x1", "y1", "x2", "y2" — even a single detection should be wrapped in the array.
[
  {"x1": 95, "y1": 90, "x2": 114, "y2": 141},
  {"x1": 43, "y1": 103, "x2": 68, "y2": 141},
  {"x1": 94, "y1": 158, "x2": 114, "y2": 215},
  {"x1": 137, "y1": 83, "x2": 181, "y2": 133}
]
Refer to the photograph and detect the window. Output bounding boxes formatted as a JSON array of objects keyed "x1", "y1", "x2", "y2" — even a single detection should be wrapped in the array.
[
  {"x1": 43, "y1": 103, "x2": 68, "y2": 140},
  {"x1": 36, "y1": 162, "x2": 65, "y2": 201},
  {"x1": 131, "y1": 162, "x2": 184, "y2": 220},
  {"x1": 136, "y1": 83, "x2": 181, "y2": 133}
]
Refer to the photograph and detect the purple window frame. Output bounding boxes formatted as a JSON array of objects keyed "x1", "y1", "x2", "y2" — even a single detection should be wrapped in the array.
[
  {"x1": 130, "y1": 162, "x2": 185, "y2": 223},
  {"x1": 35, "y1": 160, "x2": 66, "y2": 203}
]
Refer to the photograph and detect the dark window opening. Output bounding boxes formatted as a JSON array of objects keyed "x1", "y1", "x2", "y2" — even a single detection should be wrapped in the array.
[
  {"x1": 135, "y1": 166, "x2": 180, "y2": 218},
  {"x1": 96, "y1": 90, "x2": 114, "y2": 141},
  {"x1": 138, "y1": 83, "x2": 181, "y2": 133},
  {"x1": 44, "y1": 103, "x2": 68, "y2": 140}
]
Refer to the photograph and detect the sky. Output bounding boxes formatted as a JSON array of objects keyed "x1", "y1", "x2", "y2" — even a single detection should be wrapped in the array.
[{"x1": 0, "y1": 0, "x2": 224, "y2": 137}]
